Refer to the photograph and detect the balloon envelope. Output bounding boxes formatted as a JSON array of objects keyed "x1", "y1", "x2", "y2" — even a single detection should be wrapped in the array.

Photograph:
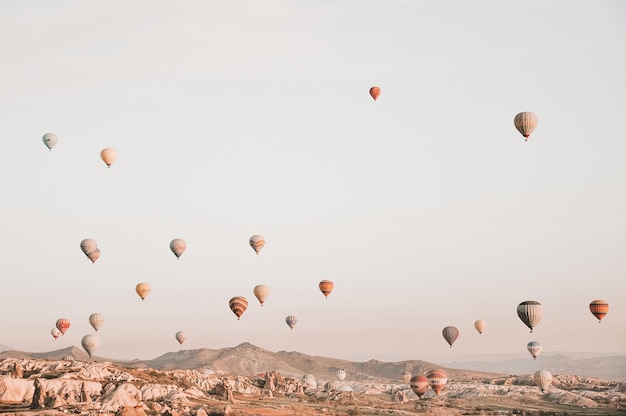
[
  {"x1": 175, "y1": 331, "x2": 187, "y2": 345},
  {"x1": 170, "y1": 239, "x2": 186, "y2": 259},
  {"x1": 589, "y1": 299, "x2": 609, "y2": 322},
  {"x1": 319, "y1": 280, "x2": 334, "y2": 298},
  {"x1": 51, "y1": 328, "x2": 61, "y2": 339},
  {"x1": 285, "y1": 315, "x2": 298, "y2": 330},
  {"x1": 410, "y1": 375, "x2": 429, "y2": 398},
  {"x1": 533, "y1": 370, "x2": 552, "y2": 392},
  {"x1": 400, "y1": 370, "x2": 411, "y2": 383},
  {"x1": 336, "y1": 369, "x2": 346, "y2": 381},
  {"x1": 442, "y1": 326, "x2": 459, "y2": 347},
  {"x1": 369, "y1": 86, "x2": 381, "y2": 100},
  {"x1": 135, "y1": 282, "x2": 151, "y2": 300},
  {"x1": 253, "y1": 284, "x2": 270, "y2": 305},
  {"x1": 88, "y1": 313, "x2": 104, "y2": 331},
  {"x1": 81, "y1": 334, "x2": 101, "y2": 358},
  {"x1": 427, "y1": 370, "x2": 448, "y2": 396},
  {"x1": 100, "y1": 148, "x2": 117, "y2": 167},
  {"x1": 527, "y1": 341, "x2": 542, "y2": 360},
  {"x1": 514, "y1": 112, "x2": 538, "y2": 140},
  {"x1": 229, "y1": 296, "x2": 248, "y2": 319},
  {"x1": 517, "y1": 301, "x2": 542, "y2": 332},
  {"x1": 249, "y1": 235, "x2": 265, "y2": 254},
  {"x1": 56, "y1": 318, "x2": 70, "y2": 335},
  {"x1": 474, "y1": 320, "x2": 486, "y2": 334},
  {"x1": 42, "y1": 133, "x2": 58, "y2": 150}
]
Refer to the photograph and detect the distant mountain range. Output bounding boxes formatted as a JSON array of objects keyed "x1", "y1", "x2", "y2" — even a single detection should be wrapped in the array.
[{"x1": 0, "y1": 342, "x2": 624, "y2": 382}]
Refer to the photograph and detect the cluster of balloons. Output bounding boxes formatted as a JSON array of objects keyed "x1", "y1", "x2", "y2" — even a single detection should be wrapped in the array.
[
  {"x1": 80, "y1": 239, "x2": 101, "y2": 264},
  {"x1": 408, "y1": 370, "x2": 448, "y2": 397},
  {"x1": 42, "y1": 134, "x2": 117, "y2": 168}
]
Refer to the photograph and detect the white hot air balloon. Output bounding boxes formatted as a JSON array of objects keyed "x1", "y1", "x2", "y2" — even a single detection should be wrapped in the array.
[
  {"x1": 527, "y1": 341, "x2": 542, "y2": 360},
  {"x1": 336, "y1": 368, "x2": 346, "y2": 381},
  {"x1": 51, "y1": 328, "x2": 61, "y2": 339},
  {"x1": 533, "y1": 369, "x2": 552, "y2": 392},
  {"x1": 42, "y1": 133, "x2": 58, "y2": 151},
  {"x1": 81, "y1": 334, "x2": 101, "y2": 358},
  {"x1": 89, "y1": 313, "x2": 104, "y2": 332},
  {"x1": 175, "y1": 331, "x2": 187, "y2": 345}
]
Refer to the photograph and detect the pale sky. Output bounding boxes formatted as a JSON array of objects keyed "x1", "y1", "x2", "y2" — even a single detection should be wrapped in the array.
[{"x1": 1, "y1": 1, "x2": 625, "y2": 364}]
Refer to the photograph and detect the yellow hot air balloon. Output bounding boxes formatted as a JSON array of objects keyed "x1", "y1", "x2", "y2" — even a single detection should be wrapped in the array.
[
  {"x1": 100, "y1": 148, "x2": 117, "y2": 168},
  {"x1": 228, "y1": 296, "x2": 248, "y2": 320},
  {"x1": 319, "y1": 280, "x2": 334, "y2": 298},
  {"x1": 170, "y1": 239, "x2": 186, "y2": 259},
  {"x1": 88, "y1": 313, "x2": 104, "y2": 331},
  {"x1": 253, "y1": 284, "x2": 270, "y2": 306},
  {"x1": 249, "y1": 235, "x2": 265, "y2": 254},
  {"x1": 474, "y1": 320, "x2": 486, "y2": 334},
  {"x1": 136, "y1": 282, "x2": 151, "y2": 301},
  {"x1": 513, "y1": 112, "x2": 538, "y2": 141}
]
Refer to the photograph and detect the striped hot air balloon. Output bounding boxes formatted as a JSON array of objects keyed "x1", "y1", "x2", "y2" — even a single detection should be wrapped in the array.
[
  {"x1": 527, "y1": 341, "x2": 542, "y2": 360},
  {"x1": 336, "y1": 369, "x2": 346, "y2": 381},
  {"x1": 410, "y1": 375, "x2": 429, "y2": 398},
  {"x1": 427, "y1": 369, "x2": 448, "y2": 396},
  {"x1": 513, "y1": 111, "x2": 538, "y2": 141},
  {"x1": 533, "y1": 370, "x2": 552, "y2": 392},
  {"x1": 229, "y1": 296, "x2": 248, "y2": 320},
  {"x1": 517, "y1": 301, "x2": 543, "y2": 333},
  {"x1": 589, "y1": 299, "x2": 609, "y2": 323},
  {"x1": 56, "y1": 318, "x2": 71, "y2": 335},
  {"x1": 285, "y1": 315, "x2": 298, "y2": 330},
  {"x1": 442, "y1": 326, "x2": 459, "y2": 348},
  {"x1": 249, "y1": 235, "x2": 265, "y2": 254}
]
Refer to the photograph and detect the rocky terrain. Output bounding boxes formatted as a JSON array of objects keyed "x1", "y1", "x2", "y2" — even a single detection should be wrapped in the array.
[{"x1": 0, "y1": 343, "x2": 624, "y2": 415}]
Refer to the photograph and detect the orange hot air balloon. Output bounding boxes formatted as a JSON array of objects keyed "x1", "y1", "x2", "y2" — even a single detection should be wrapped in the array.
[
  {"x1": 369, "y1": 86, "x2": 381, "y2": 101},
  {"x1": 56, "y1": 318, "x2": 71, "y2": 335},
  {"x1": 319, "y1": 280, "x2": 334, "y2": 298},
  {"x1": 100, "y1": 148, "x2": 117, "y2": 168},
  {"x1": 410, "y1": 375, "x2": 429, "y2": 398},
  {"x1": 427, "y1": 369, "x2": 448, "y2": 396},
  {"x1": 589, "y1": 299, "x2": 609, "y2": 323},
  {"x1": 135, "y1": 282, "x2": 151, "y2": 301},
  {"x1": 229, "y1": 296, "x2": 248, "y2": 320},
  {"x1": 513, "y1": 112, "x2": 538, "y2": 141}
]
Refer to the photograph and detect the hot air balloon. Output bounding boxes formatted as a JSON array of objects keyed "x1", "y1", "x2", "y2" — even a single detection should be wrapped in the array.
[
  {"x1": 253, "y1": 284, "x2": 270, "y2": 306},
  {"x1": 527, "y1": 341, "x2": 542, "y2": 360},
  {"x1": 474, "y1": 320, "x2": 486, "y2": 334},
  {"x1": 589, "y1": 299, "x2": 609, "y2": 323},
  {"x1": 87, "y1": 248, "x2": 101, "y2": 264},
  {"x1": 285, "y1": 315, "x2": 298, "y2": 330},
  {"x1": 302, "y1": 374, "x2": 317, "y2": 388},
  {"x1": 442, "y1": 326, "x2": 459, "y2": 348},
  {"x1": 56, "y1": 318, "x2": 70, "y2": 335},
  {"x1": 135, "y1": 282, "x2": 151, "y2": 301},
  {"x1": 169, "y1": 239, "x2": 186, "y2": 259},
  {"x1": 324, "y1": 380, "x2": 338, "y2": 391},
  {"x1": 426, "y1": 369, "x2": 448, "y2": 396},
  {"x1": 175, "y1": 331, "x2": 187, "y2": 345},
  {"x1": 336, "y1": 368, "x2": 346, "y2": 381},
  {"x1": 228, "y1": 296, "x2": 248, "y2": 320},
  {"x1": 80, "y1": 239, "x2": 97, "y2": 257},
  {"x1": 369, "y1": 86, "x2": 381, "y2": 101},
  {"x1": 88, "y1": 313, "x2": 104, "y2": 332},
  {"x1": 42, "y1": 133, "x2": 58, "y2": 151},
  {"x1": 517, "y1": 301, "x2": 542, "y2": 333},
  {"x1": 249, "y1": 235, "x2": 265, "y2": 254},
  {"x1": 400, "y1": 370, "x2": 412, "y2": 383},
  {"x1": 51, "y1": 328, "x2": 61, "y2": 339},
  {"x1": 81, "y1": 334, "x2": 101, "y2": 358},
  {"x1": 513, "y1": 112, "x2": 538, "y2": 141},
  {"x1": 409, "y1": 375, "x2": 429, "y2": 398},
  {"x1": 319, "y1": 280, "x2": 334, "y2": 298},
  {"x1": 533, "y1": 369, "x2": 552, "y2": 392},
  {"x1": 100, "y1": 148, "x2": 117, "y2": 167}
]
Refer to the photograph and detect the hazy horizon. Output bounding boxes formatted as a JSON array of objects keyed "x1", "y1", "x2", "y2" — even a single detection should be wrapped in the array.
[{"x1": 1, "y1": 1, "x2": 625, "y2": 363}]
